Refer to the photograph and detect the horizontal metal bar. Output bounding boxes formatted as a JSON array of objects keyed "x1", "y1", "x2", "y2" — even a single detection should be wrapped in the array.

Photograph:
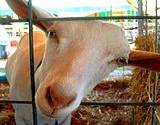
[
  {"x1": 81, "y1": 101, "x2": 160, "y2": 106},
  {"x1": 32, "y1": 16, "x2": 160, "y2": 21},
  {"x1": 0, "y1": 100, "x2": 32, "y2": 104},
  {"x1": 0, "y1": 16, "x2": 160, "y2": 24},
  {"x1": 1, "y1": 100, "x2": 160, "y2": 107}
]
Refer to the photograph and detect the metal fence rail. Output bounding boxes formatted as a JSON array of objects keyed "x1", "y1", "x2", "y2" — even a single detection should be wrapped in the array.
[
  {"x1": 28, "y1": 0, "x2": 38, "y2": 124},
  {"x1": 0, "y1": 0, "x2": 159, "y2": 125},
  {"x1": 1, "y1": 16, "x2": 160, "y2": 24},
  {"x1": 0, "y1": 100, "x2": 160, "y2": 106}
]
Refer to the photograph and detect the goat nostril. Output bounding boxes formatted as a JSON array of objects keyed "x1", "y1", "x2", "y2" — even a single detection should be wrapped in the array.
[{"x1": 45, "y1": 87, "x2": 55, "y2": 109}]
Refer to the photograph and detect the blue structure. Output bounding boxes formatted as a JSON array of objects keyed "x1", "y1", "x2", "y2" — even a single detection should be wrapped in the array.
[
  {"x1": 0, "y1": 25, "x2": 9, "y2": 81},
  {"x1": 0, "y1": 25, "x2": 9, "y2": 59}
]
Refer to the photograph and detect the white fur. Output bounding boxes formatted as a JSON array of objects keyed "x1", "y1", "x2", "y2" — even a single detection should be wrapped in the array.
[{"x1": 5, "y1": 1, "x2": 130, "y2": 125}]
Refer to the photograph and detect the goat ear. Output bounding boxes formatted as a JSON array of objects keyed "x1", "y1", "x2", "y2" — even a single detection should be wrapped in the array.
[
  {"x1": 6, "y1": 0, "x2": 54, "y2": 31},
  {"x1": 128, "y1": 50, "x2": 160, "y2": 72}
]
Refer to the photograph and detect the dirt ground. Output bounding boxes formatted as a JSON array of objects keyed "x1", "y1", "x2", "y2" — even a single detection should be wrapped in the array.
[{"x1": 0, "y1": 78, "x2": 132, "y2": 125}]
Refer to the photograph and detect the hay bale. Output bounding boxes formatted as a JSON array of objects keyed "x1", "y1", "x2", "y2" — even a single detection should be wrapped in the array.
[
  {"x1": 129, "y1": 32, "x2": 160, "y2": 125},
  {"x1": 0, "y1": 83, "x2": 15, "y2": 125}
]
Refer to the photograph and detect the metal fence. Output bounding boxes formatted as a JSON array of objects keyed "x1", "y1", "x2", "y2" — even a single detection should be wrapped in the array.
[{"x1": 0, "y1": 0, "x2": 160, "y2": 125}]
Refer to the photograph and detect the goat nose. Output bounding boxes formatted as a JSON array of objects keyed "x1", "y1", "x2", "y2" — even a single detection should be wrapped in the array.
[{"x1": 46, "y1": 85, "x2": 76, "y2": 111}]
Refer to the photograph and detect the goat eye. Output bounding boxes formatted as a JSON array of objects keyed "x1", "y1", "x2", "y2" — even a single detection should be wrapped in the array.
[{"x1": 48, "y1": 31, "x2": 56, "y2": 38}]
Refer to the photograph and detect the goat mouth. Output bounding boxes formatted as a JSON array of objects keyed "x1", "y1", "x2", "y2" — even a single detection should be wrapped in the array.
[{"x1": 37, "y1": 103, "x2": 55, "y2": 118}]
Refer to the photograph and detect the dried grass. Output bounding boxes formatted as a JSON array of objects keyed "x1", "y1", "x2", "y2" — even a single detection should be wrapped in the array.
[
  {"x1": 0, "y1": 79, "x2": 132, "y2": 125},
  {"x1": 0, "y1": 83, "x2": 15, "y2": 125},
  {"x1": 129, "y1": 32, "x2": 160, "y2": 125}
]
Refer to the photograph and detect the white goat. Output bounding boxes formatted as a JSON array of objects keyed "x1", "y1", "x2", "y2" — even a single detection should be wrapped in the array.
[{"x1": 5, "y1": 0, "x2": 160, "y2": 125}]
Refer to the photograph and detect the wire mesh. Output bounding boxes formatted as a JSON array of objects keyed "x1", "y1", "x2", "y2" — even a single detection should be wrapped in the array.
[{"x1": 0, "y1": 0, "x2": 159, "y2": 125}]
